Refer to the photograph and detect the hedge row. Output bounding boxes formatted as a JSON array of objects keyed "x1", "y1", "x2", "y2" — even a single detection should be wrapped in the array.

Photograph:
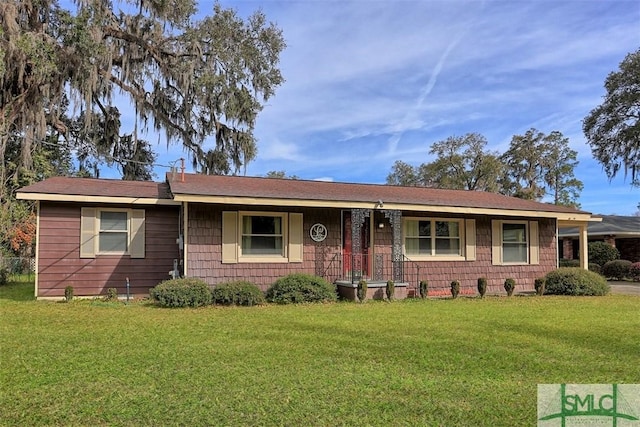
[
  {"x1": 150, "y1": 274, "x2": 336, "y2": 308},
  {"x1": 150, "y1": 264, "x2": 615, "y2": 307}
]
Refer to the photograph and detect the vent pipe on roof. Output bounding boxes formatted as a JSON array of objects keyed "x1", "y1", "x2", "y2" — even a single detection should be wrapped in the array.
[{"x1": 180, "y1": 158, "x2": 185, "y2": 182}]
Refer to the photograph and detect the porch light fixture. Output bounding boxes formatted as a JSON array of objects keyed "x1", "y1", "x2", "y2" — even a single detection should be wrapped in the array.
[{"x1": 376, "y1": 199, "x2": 384, "y2": 208}]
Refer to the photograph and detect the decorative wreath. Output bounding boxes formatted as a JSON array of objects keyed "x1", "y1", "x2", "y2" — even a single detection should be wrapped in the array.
[{"x1": 309, "y1": 223, "x2": 328, "y2": 242}]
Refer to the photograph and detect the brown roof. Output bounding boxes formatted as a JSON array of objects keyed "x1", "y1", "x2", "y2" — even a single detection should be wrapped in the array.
[
  {"x1": 167, "y1": 172, "x2": 590, "y2": 215},
  {"x1": 17, "y1": 176, "x2": 172, "y2": 200}
]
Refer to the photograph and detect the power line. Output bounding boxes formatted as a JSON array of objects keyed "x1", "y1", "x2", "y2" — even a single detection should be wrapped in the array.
[{"x1": 20, "y1": 135, "x2": 183, "y2": 170}]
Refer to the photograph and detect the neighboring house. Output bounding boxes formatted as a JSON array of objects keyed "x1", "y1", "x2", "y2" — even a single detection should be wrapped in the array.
[
  {"x1": 559, "y1": 215, "x2": 640, "y2": 263},
  {"x1": 17, "y1": 173, "x2": 597, "y2": 300}
]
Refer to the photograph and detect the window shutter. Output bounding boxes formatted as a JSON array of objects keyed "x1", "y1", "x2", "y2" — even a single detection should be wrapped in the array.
[
  {"x1": 529, "y1": 221, "x2": 539, "y2": 265},
  {"x1": 130, "y1": 210, "x2": 146, "y2": 258},
  {"x1": 465, "y1": 219, "x2": 476, "y2": 261},
  {"x1": 491, "y1": 220, "x2": 501, "y2": 265},
  {"x1": 222, "y1": 211, "x2": 238, "y2": 264},
  {"x1": 288, "y1": 213, "x2": 304, "y2": 263},
  {"x1": 80, "y1": 208, "x2": 97, "y2": 258}
]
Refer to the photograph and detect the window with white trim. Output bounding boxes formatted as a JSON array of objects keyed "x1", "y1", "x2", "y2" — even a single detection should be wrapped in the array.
[
  {"x1": 80, "y1": 207, "x2": 145, "y2": 259},
  {"x1": 98, "y1": 211, "x2": 129, "y2": 253},
  {"x1": 491, "y1": 220, "x2": 539, "y2": 265},
  {"x1": 241, "y1": 213, "x2": 284, "y2": 256},
  {"x1": 222, "y1": 211, "x2": 303, "y2": 264},
  {"x1": 404, "y1": 218, "x2": 465, "y2": 259},
  {"x1": 502, "y1": 222, "x2": 527, "y2": 263}
]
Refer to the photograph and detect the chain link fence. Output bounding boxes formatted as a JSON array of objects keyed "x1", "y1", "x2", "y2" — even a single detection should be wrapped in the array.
[{"x1": 0, "y1": 257, "x2": 35, "y2": 281}]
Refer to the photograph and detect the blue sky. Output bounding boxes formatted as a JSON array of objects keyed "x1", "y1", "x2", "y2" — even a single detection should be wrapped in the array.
[{"x1": 114, "y1": 0, "x2": 640, "y2": 215}]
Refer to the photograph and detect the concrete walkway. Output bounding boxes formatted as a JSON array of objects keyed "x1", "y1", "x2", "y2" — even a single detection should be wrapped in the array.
[{"x1": 608, "y1": 281, "x2": 640, "y2": 296}]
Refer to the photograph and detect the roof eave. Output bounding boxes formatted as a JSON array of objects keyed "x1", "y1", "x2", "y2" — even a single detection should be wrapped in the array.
[
  {"x1": 16, "y1": 192, "x2": 180, "y2": 206},
  {"x1": 172, "y1": 194, "x2": 593, "y2": 220}
]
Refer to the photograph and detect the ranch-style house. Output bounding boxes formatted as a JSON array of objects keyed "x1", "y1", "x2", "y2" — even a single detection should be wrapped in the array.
[{"x1": 17, "y1": 172, "x2": 597, "y2": 299}]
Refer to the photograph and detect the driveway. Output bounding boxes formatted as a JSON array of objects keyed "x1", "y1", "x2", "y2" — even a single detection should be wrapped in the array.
[{"x1": 608, "y1": 281, "x2": 640, "y2": 296}]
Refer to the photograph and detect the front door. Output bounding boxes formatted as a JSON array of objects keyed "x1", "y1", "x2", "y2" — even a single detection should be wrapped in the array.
[{"x1": 342, "y1": 211, "x2": 370, "y2": 280}]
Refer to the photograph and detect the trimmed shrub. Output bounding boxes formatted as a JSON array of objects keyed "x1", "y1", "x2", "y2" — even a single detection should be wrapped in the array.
[
  {"x1": 504, "y1": 278, "x2": 516, "y2": 296},
  {"x1": 419, "y1": 280, "x2": 428, "y2": 299},
  {"x1": 544, "y1": 268, "x2": 610, "y2": 296},
  {"x1": 357, "y1": 280, "x2": 367, "y2": 303},
  {"x1": 601, "y1": 260, "x2": 632, "y2": 280},
  {"x1": 450, "y1": 280, "x2": 460, "y2": 299},
  {"x1": 477, "y1": 277, "x2": 487, "y2": 298},
  {"x1": 559, "y1": 259, "x2": 601, "y2": 274},
  {"x1": 588, "y1": 242, "x2": 620, "y2": 267},
  {"x1": 266, "y1": 273, "x2": 337, "y2": 304},
  {"x1": 212, "y1": 281, "x2": 265, "y2": 306},
  {"x1": 385, "y1": 280, "x2": 395, "y2": 300},
  {"x1": 630, "y1": 262, "x2": 640, "y2": 281},
  {"x1": 559, "y1": 259, "x2": 580, "y2": 268},
  {"x1": 534, "y1": 278, "x2": 545, "y2": 296},
  {"x1": 0, "y1": 268, "x2": 8, "y2": 286},
  {"x1": 64, "y1": 286, "x2": 74, "y2": 302},
  {"x1": 150, "y1": 278, "x2": 212, "y2": 308},
  {"x1": 105, "y1": 288, "x2": 119, "y2": 301}
]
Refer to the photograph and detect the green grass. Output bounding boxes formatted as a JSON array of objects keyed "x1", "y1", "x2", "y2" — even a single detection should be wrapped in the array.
[{"x1": 1, "y1": 281, "x2": 639, "y2": 426}]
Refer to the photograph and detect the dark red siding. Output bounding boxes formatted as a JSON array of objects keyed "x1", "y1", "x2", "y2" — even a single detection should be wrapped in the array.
[{"x1": 37, "y1": 202, "x2": 180, "y2": 298}]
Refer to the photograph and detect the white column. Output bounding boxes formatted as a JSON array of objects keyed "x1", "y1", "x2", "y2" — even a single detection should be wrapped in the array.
[{"x1": 579, "y1": 224, "x2": 588, "y2": 270}]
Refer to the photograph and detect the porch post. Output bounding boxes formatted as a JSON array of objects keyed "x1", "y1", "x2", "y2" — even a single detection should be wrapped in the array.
[
  {"x1": 382, "y1": 210, "x2": 403, "y2": 282},
  {"x1": 579, "y1": 224, "x2": 588, "y2": 270},
  {"x1": 351, "y1": 208, "x2": 370, "y2": 281}
]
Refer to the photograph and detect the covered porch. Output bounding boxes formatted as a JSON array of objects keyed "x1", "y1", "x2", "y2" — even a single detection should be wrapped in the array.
[
  {"x1": 321, "y1": 207, "x2": 416, "y2": 299},
  {"x1": 558, "y1": 219, "x2": 600, "y2": 269}
]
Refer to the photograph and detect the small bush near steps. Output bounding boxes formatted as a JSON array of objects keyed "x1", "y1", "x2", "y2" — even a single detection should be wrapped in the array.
[
  {"x1": 266, "y1": 273, "x2": 337, "y2": 304},
  {"x1": 534, "y1": 278, "x2": 545, "y2": 296},
  {"x1": 212, "y1": 281, "x2": 265, "y2": 306},
  {"x1": 385, "y1": 280, "x2": 395, "y2": 300},
  {"x1": 150, "y1": 278, "x2": 212, "y2": 308},
  {"x1": 357, "y1": 280, "x2": 367, "y2": 302},
  {"x1": 419, "y1": 280, "x2": 428, "y2": 298}
]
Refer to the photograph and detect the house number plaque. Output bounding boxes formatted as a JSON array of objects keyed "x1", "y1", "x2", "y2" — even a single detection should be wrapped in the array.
[{"x1": 309, "y1": 223, "x2": 328, "y2": 242}]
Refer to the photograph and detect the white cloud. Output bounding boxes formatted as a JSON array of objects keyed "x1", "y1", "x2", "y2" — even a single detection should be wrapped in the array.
[{"x1": 150, "y1": 0, "x2": 640, "y2": 214}]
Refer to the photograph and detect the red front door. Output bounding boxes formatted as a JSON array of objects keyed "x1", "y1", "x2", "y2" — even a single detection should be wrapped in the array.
[{"x1": 343, "y1": 211, "x2": 369, "y2": 280}]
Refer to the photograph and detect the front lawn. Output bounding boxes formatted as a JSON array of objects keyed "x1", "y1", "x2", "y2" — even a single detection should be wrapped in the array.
[{"x1": 1, "y1": 280, "x2": 638, "y2": 426}]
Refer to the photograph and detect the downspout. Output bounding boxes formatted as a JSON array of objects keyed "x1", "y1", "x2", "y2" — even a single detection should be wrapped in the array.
[
  {"x1": 182, "y1": 201, "x2": 188, "y2": 277},
  {"x1": 34, "y1": 201, "x2": 40, "y2": 299},
  {"x1": 555, "y1": 219, "x2": 559, "y2": 269}
]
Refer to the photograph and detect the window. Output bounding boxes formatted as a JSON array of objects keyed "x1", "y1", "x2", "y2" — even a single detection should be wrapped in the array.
[
  {"x1": 241, "y1": 214, "x2": 284, "y2": 256},
  {"x1": 222, "y1": 211, "x2": 303, "y2": 263},
  {"x1": 492, "y1": 220, "x2": 539, "y2": 265},
  {"x1": 80, "y1": 208, "x2": 145, "y2": 258},
  {"x1": 502, "y1": 222, "x2": 527, "y2": 263},
  {"x1": 98, "y1": 211, "x2": 129, "y2": 253},
  {"x1": 404, "y1": 218, "x2": 465, "y2": 259}
]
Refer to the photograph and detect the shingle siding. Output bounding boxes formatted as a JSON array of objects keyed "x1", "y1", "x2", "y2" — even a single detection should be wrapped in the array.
[{"x1": 186, "y1": 204, "x2": 558, "y2": 295}]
